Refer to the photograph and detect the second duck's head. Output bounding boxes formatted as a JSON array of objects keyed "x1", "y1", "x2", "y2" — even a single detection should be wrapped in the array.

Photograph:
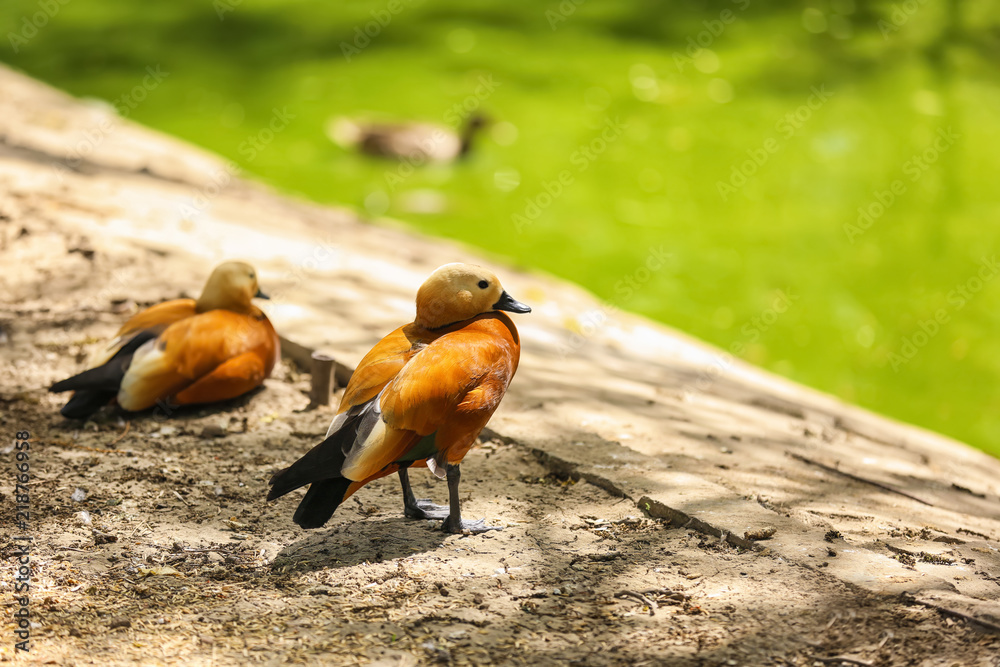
[
  {"x1": 196, "y1": 261, "x2": 269, "y2": 313},
  {"x1": 416, "y1": 263, "x2": 530, "y2": 330}
]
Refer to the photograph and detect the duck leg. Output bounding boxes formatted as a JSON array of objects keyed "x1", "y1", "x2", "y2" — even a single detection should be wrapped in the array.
[
  {"x1": 440, "y1": 464, "x2": 501, "y2": 534},
  {"x1": 399, "y1": 466, "x2": 449, "y2": 520}
]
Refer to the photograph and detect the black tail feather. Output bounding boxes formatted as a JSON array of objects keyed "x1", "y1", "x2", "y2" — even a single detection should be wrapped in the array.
[
  {"x1": 49, "y1": 330, "x2": 159, "y2": 420},
  {"x1": 266, "y1": 431, "x2": 352, "y2": 502},
  {"x1": 291, "y1": 477, "x2": 354, "y2": 529},
  {"x1": 60, "y1": 390, "x2": 118, "y2": 420},
  {"x1": 268, "y1": 400, "x2": 382, "y2": 529},
  {"x1": 267, "y1": 400, "x2": 379, "y2": 501},
  {"x1": 49, "y1": 362, "x2": 127, "y2": 394}
]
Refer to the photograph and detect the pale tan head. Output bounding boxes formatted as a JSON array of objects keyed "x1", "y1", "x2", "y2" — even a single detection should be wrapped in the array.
[
  {"x1": 415, "y1": 263, "x2": 530, "y2": 329},
  {"x1": 195, "y1": 261, "x2": 268, "y2": 313}
]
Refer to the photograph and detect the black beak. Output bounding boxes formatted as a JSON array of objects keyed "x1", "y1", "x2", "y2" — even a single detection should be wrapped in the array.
[
  {"x1": 493, "y1": 290, "x2": 531, "y2": 314},
  {"x1": 254, "y1": 288, "x2": 270, "y2": 300}
]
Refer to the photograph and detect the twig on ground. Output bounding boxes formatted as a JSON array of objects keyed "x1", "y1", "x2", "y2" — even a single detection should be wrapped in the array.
[
  {"x1": 911, "y1": 598, "x2": 1000, "y2": 634},
  {"x1": 638, "y1": 588, "x2": 688, "y2": 603},
  {"x1": 957, "y1": 527, "x2": 991, "y2": 540},
  {"x1": 615, "y1": 590, "x2": 657, "y2": 616},
  {"x1": 108, "y1": 420, "x2": 131, "y2": 447},
  {"x1": 786, "y1": 452, "x2": 933, "y2": 506},
  {"x1": 50, "y1": 438, "x2": 134, "y2": 456},
  {"x1": 811, "y1": 656, "x2": 873, "y2": 666}
]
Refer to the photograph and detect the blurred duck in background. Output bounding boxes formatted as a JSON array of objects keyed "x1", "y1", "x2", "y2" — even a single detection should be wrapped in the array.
[{"x1": 325, "y1": 113, "x2": 489, "y2": 163}]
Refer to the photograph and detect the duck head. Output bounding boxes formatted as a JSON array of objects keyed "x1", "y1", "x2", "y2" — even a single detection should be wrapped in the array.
[
  {"x1": 458, "y1": 113, "x2": 491, "y2": 158},
  {"x1": 415, "y1": 263, "x2": 530, "y2": 329},
  {"x1": 196, "y1": 261, "x2": 268, "y2": 313}
]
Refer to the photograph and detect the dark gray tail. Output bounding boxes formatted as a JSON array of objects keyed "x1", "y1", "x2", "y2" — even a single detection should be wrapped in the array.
[
  {"x1": 290, "y1": 477, "x2": 355, "y2": 529},
  {"x1": 267, "y1": 400, "x2": 379, "y2": 529},
  {"x1": 266, "y1": 429, "x2": 352, "y2": 502},
  {"x1": 59, "y1": 389, "x2": 119, "y2": 420},
  {"x1": 267, "y1": 438, "x2": 353, "y2": 529},
  {"x1": 49, "y1": 330, "x2": 158, "y2": 420}
]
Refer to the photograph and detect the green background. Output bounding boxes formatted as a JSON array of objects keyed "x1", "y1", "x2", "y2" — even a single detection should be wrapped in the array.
[{"x1": 4, "y1": 0, "x2": 999, "y2": 455}]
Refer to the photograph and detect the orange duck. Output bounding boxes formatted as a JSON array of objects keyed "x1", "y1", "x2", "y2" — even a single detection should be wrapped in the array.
[
  {"x1": 50, "y1": 261, "x2": 280, "y2": 419},
  {"x1": 267, "y1": 263, "x2": 530, "y2": 534}
]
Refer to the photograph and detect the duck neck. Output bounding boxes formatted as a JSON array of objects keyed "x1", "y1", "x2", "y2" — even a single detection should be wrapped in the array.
[
  {"x1": 195, "y1": 293, "x2": 253, "y2": 314},
  {"x1": 458, "y1": 121, "x2": 479, "y2": 158}
]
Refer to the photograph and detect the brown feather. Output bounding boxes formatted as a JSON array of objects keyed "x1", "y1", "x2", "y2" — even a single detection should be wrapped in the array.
[
  {"x1": 51, "y1": 262, "x2": 279, "y2": 418},
  {"x1": 333, "y1": 312, "x2": 520, "y2": 482},
  {"x1": 268, "y1": 262, "x2": 527, "y2": 530},
  {"x1": 118, "y1": 308, "x2": 278, "y2": 411}
]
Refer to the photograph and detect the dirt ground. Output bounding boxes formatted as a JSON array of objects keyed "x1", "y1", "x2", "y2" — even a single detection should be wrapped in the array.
[
  {"x1": 2, "y1": 240, "x2": 999, "y2": 666},
  {"x1": 1, "y1": 65, "x2": 999, "y2": 665}
]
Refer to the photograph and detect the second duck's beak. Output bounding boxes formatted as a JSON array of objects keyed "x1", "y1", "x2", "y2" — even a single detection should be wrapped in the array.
[
  {"x1": 493, "y1": 290, "x2": 531, "y2": 314},
  {"x1": 254, "y1": 288, "x2": 270, "y2": 300}
]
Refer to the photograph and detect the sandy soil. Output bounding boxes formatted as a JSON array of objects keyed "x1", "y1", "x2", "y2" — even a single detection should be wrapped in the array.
[
  {"x1": 1, "y1": 63, "x2": 999, "y2": 665},
  {"x1": 2, "y1": 224, "x2": 999, "y2": 666}
]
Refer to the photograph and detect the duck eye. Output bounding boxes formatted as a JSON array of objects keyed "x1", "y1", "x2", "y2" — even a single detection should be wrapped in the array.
[
  {"x1": 477, "y1": 280, "x2": 489, "y2": 289},
  {"x1": 249, "y1": 273, "x2": 255, "y2": 280}
]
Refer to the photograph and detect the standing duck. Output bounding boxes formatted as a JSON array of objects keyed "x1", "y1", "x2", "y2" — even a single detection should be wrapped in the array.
[
  {"x1": 50, "y1": 261, "x2": 279, "y2": 419},
  {"x1": 267, "y1": 263, "x2": 529, "y2": 534},
  {"x1": 326, "y1": 114, "x2": 488, "y2": 163}
]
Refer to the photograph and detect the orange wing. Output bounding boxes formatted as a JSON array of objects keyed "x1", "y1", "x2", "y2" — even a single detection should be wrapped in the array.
[
  {"x1": 118, "y1": 308, "x2": 279, "y2": 411},
  {"x1": 91, "y1": 299, "x2": 198, "y2": 367},
  {"x1": 116, "y1": 299, "x2": 198, "y2": 338},
  {"x1": 337, "y1": 324, "x2": 428, "y2": 412},
  {"x1": 341, "y1": 313, "x2": 520, "y2": 481},
  {"x1": 172, "y1": 310, "x2": 279, "y2": 406}
]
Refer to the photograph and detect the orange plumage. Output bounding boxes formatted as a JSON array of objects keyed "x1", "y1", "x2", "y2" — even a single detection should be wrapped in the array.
[
  {"x1": 50, "y1": 261, "x2": 279, "y2": 419},
  {"x1": 267, "y1": 263, "x2": 530, "y2": 534}
]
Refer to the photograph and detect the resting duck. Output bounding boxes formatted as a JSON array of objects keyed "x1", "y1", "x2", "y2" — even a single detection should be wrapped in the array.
[
  {"x1": 50, "y1": 261, "x2": 279, "y2": 419},
  {"x1": 326, "y1": 114, "x2": 488, "y2": 163},
  {"x1": 267, "y1": 263, "x2": 530, "y2": 534}
]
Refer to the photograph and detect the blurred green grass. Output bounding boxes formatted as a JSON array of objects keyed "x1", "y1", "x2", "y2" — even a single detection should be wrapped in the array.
[{"x1": 4, "y1": 0, "x2": 1000, "y2": 456}]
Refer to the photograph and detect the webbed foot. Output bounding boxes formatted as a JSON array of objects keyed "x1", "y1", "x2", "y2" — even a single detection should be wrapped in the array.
[
  {"x1": 441, "y1": 516, "x2": 501, "y2": 534},
  {"x1": 404, "y1": 498, "x2": 450, "y2": 520}
]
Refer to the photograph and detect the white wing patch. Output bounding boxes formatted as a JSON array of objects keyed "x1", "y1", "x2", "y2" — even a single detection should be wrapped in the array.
[
  {"x1": 339, "y1": 385, "x2": 391, "y2": 481},
  {"x1": 325, "y1": 411, "x2": 350, "y2": 438},
  {"x1": 116, "y1": 338, "x2": 165, "y2": 411},
  {"x1": 425, "y1": 453, "x2": 447, "y2": 480},
  {"x1": 340, "y1": 418, "x2": 387, "y2": 481}
]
